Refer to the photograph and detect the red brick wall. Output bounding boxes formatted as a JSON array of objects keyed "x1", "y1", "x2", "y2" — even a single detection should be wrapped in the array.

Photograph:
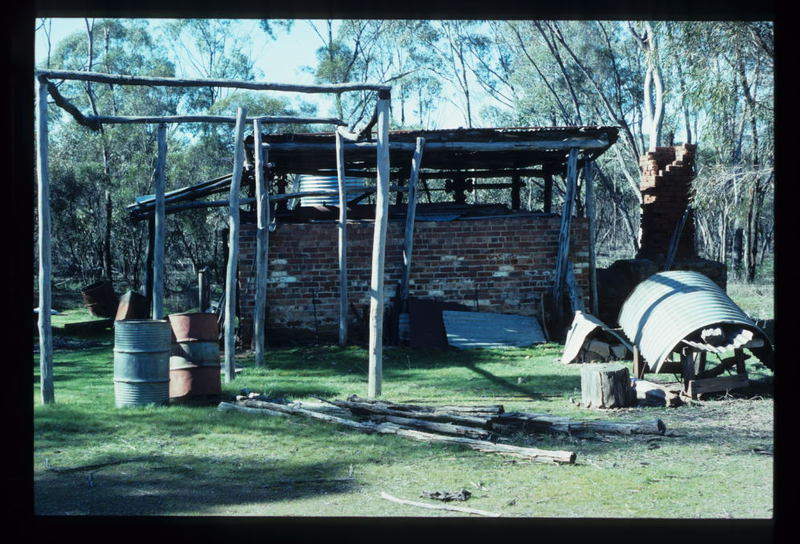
[
  {"x1": 638, "y1": 144, "x2": 697, "y2": 260},
  {"x1": 237, "y1": 215, "x2": 590, "y2": 340}
]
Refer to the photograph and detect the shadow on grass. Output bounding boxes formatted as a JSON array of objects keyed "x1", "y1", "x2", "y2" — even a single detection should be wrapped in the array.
[{"x1": 34, "y1": 454, "x2": 358, "y2": 515}]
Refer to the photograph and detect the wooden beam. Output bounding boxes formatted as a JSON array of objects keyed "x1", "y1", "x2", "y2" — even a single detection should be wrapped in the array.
[
  {"x1": 83, "y1": 114, "x2": 347, "y2": 126},
  {"x1": 368, "y1": 96, "x2": 391, "y2": 398},
  {"x1": 224, "y1": 107, "x2": 248, "y2": 383},
  {"x1": 400, "y1": 137, "x2": 426, "y2": 310},
  {"x1": 335, "y1": 130, "x2": 348, "y2": 347},
  {"x1": 152, "y1": 123, "x2": 167, "y2": 319},
  {"x1": 552, "y1": 148, "x2": 579, "y2": 316},
  {"x1": 36, "y1": 76, "x2": 54, "y2": 405},
  {"x1": 584, "y1": 160, "x2": 599, "y2": 316},
  {"x1": 253, "y1": 120, "x2": 269, "y2": 367},
  {"x1": 143, "y1": 216, "x2": 154, "y2": 312},
  {"x1": 37, "y1": 69, "x2": 391, "y2": 93}
]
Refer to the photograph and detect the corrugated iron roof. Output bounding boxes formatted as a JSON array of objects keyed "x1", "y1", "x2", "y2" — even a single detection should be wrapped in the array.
[{"x1": 618, "y1": 271, "x2": 772, "y2": 372}]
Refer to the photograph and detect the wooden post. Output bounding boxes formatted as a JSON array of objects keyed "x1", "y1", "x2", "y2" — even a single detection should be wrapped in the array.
[
  {"x1": 224, "y1": 107, "x2": 247, "y2": 383},
  {"x1": 198, "y1": 266, "x2": 209, "y2": 312},
  {"x1": 400, "y1": 137, "x2": 425, "y2": 311},
  {"x1": 253, "y1": 120, "x2": 269, "y2": 366},
  {"x1": 335, "y1": 130, "x2": 349, "y2": 347},
  {"x1": 511, "y1": 174, "x2": 521, "y2": 211},
  {"x1": 543, "y1": 173, "x2": 553, "y2": 213},
  {"x1": 368, "y1": 93, "x2": 391, "y2": 398},
  {"x1": 144, "y1": 216, "x2": 154, "y2": 313},
  {"x1": 584, "y1": 160, "x2": 599, "y2": 316},
  {"x1": 104, "y1": 189, "x2": 112, "y2": 280},
  {"x1": 552, "y1": 148, "x2": 579, "y2": 318},
  {"x1": 152, "y1": 123, "x2": 167, "y2": 319},
  {"x1": 632, "y1": 345, "x2": 645, "y2": 379},
  {"x1": 36, "y1": 76, "x2": 54, "y2": 405}
]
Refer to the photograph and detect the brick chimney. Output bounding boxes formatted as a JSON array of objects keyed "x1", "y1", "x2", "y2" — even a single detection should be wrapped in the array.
[{"x1": 637, "y1": 144, "x2": 697, "y2": 260}]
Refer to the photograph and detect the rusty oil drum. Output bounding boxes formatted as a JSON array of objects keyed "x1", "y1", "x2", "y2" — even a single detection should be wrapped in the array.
[
  {"x1": 167, "y1": 313, "x2": 221, "y2": 400},
  {"x1": 113, "y1": 319, "x2": 171, "y2": 407},
  {"x1": 81, "y1": 280, "x2": 119, "y2": 318}
]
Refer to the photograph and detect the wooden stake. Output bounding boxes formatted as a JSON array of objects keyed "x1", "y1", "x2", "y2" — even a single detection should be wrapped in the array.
[
  {"x1": 368, "y1": 95, "x2": 391, "y2": 398},
  {"x1": 552, "y1": 148, "x2": 579, "y2": 317},
  {"x1": 584, "y1": 160, "x2": 599, "y2": 316},
  {"x1": 399, "y1": 137, "x2": 425, "y2": 310},
  {"x1": 36, "y1": 76, "x2": 54, "y2": 405},
  {"x1": 253, "y1": 120, "x2": 269, "y2": 367},
  {"x1": 335, "y1": 130, "x2": 348, "y2": 347},
  {"x1": 152, "y1": 123, "x2": 167, "y2": 319},
  {"x1": 379, "y1": 492, "x2": 501, "y2": 518},
  {"x1": 224, "y1": 107, "x2": 247, "y2": 382}
]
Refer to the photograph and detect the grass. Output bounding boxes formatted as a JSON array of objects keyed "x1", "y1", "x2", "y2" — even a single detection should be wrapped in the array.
[{"x1": 34, "y1": 334, "x2": 774, "y2": 518}]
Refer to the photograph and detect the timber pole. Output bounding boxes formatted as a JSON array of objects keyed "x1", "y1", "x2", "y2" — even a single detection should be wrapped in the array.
[
  {"x1": 224, "y1": 107, "x2": 247, "y2": 382},
  {"x1": 152, "y1": 123, "x2": 167, "y2": 319},
  {"x1": 552, "y1": 148, "x2": 579, "y2": 320},
  {"x1": 584, "y1": 160, "x2": 599, "y2": 316},
  {"x1": 335, "y1": 131, "x2": 349, "y2": 347},
  {"x1": 253, "y1": 120, "x2": 269, "y2": 367},
  {"x1": 368, "y1": 92, "x2": 391, "y2": 398},
  {"x1": 400, "y1": 137, "x2": 426, "y2": 309},
  {"x1": 36, "y1": 76, "x2": 54, "y2": 405}
]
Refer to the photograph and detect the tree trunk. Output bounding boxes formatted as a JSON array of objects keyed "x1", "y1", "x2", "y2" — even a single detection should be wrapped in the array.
[{"x1": 580, "y1": 363, "x2": 635, "y2": 409}]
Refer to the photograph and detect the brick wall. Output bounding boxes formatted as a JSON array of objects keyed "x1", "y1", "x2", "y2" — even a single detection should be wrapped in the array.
[
  {"x1": 638, "y1": 144, "x2": 697, "y2": 260},
  {"x1": 237, "y1": 214, "x2": 590, "y2": 341}
]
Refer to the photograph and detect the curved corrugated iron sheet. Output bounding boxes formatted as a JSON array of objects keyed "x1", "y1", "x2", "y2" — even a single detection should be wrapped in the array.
[{"x1": 618, "y1": 271, "x2": 772, "y2": 372}]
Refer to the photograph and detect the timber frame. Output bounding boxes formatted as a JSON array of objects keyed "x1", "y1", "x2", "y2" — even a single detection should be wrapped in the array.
[{"x1": 35, "y1": 68, "x2": 618, "y2": 406}]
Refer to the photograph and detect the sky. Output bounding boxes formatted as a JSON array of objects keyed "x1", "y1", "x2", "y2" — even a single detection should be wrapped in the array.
[{"x1": 34, "y1": 17, "x2": 466, "y2": 128}]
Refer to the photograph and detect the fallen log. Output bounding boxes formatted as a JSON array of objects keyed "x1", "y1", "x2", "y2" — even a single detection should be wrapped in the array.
[
  {"x1": 223, "y1": 400, "x2": 576, "y2": 464},
  {"x1": 347, "y1": 395, "x2": 504, "y2": 415},
  {"x1": 326, "y1": 398, "x2": 493, "y2": 429},
  {"x1": 367, "y1": 414, "x2": 494, "y2": 440},
  {"x1": 492, "y1": 412, "x2": 666, "y2": 436}
]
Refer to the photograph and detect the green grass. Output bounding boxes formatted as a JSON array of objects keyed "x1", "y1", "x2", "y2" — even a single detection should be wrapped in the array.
[{"x1": 34, "y1": 337, "x2": 773, "y2": 518}]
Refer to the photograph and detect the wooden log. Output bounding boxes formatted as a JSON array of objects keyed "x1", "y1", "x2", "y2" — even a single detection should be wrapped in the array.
[
  {"x1": 345, "y1": 395, "x2": 504, "y2": 416},
  {"x1": 223, "y1": 107, "x2": 247, "y2": 383},
  {"x1": 399, "y1": 137, "x2": 426, "y2": 311},
  {"x1": 80, "y1": 114, "x2": 347, "y2": 126},
  {"x1": 37, "y1": 69, "x2": 391, "y2": 93},
  {"x1": 253, "y1": 120, "x2": 269, "y2": 367},
  {"x1": 492, "y1": 412, "x2": 666, "y2": 435},
  {"x1": 328, "y1": 398, "x2": 493, "y2": 429},
  {"x1": 584, "y1": 161, "x2": 599, "y2": 316},
  {"x1": 36, "y1": 76, "x2": 55, "y2": 404},
  {"x1": 580, "y1": 363, "x2": 635, "y2": 409},
  {"x1": 231, "y1": 400, "x2": 575, "y2": 464},
  {"x1": 152, "y1": 123, "x2": 167, "y2": 319},
  {"x1": 552, "y1": 148, "x2": 579, "y2": 316},
  {"x1": 335, "y1": 130, "x2": 348, "y2": 347},
  {"x1": 379, "y1": 492, "x2": 501, "y2": 518},
  {"x1": 367, "y1": 414, "x2": 493, "y2": 440},
  {"x1": 368, "y1": 95, "x2": 391, "y2": 398},
  {"x1": 687, "y1": 373, "x2": 749, "y2": 398},
  {"x1": 631, "y1": 378, "x2": 683, "y2": 408}
]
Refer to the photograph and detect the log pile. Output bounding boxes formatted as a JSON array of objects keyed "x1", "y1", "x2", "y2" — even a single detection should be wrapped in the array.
[{"x1": 218, "y1": 394, "x2": 670, "y2": 465}]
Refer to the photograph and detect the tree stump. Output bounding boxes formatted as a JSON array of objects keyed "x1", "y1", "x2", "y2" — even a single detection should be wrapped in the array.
[{"x1": 580, "y1": 363, "x2": 635, "y2": 409}]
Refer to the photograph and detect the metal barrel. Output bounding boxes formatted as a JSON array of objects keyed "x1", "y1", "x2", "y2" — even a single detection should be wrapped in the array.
[
  {"x1": 168, "y1": 312, "x2": 219, "y2": 343},
  {"x1": 170, "y1": 341, "x2": 220, "y2": 367},
  {"x1": 81, "y1": 280, "x2": 119, "y2": 318},
  {"x1": 298, "y1": 175, "x2": 366, "y2": 207},
  {"x1": 113, "y1": 319, "x2": 171, "y2": 408}
]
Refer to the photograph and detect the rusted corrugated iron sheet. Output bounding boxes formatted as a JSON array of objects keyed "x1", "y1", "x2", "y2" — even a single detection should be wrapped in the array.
[
  {"x1": 618, "y1": 271, "x2": 772, "y2": 372},
  {"x1": 561, "y1": 311, "x2": 633, "y2": 365}
]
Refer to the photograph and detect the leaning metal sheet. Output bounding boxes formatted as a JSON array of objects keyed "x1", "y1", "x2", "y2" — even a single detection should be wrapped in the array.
[
  {"x1": 560, "y1": 311, "x2": 633, "y2": 364},
  {"x1": 617, "y1": 270, "x2": 769, "y2": 372},
  {"x1": 442, "y1": 310, "x2": 546, "y2": 349}
]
